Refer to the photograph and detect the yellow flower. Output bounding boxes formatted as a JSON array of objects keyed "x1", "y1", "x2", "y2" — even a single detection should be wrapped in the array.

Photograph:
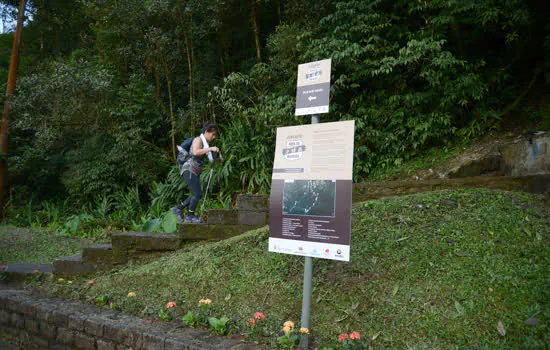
[
  {"x1": 67, "y1": 280, "x2": 73, "y2": 284},
  {"x1": 283, "y1": 321, "x2": 295, "y2": 329},
  {"x1": 283, "y1": 325, "x2": 292, "y2": 334},
  {"x1": 299, "y1": 328, "x2": 310, "y2": 335},
  {"x1": 128, "y1": 292, "x2": 136, "y2": 298},
  {"x1": 58, "y1": 278, "x2": 65, "y2": 283},
  {"x1": 199, "y1": 298, "x2": 212, "y2": 305}
]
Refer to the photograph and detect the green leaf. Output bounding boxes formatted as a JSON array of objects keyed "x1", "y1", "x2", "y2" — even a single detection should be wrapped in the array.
[
  {"x1": 162, "y1": 211, "x2": 178, "y2": 233},
  {"x1": 142, "y1": 218, "x2": 161, "y2": 232}
]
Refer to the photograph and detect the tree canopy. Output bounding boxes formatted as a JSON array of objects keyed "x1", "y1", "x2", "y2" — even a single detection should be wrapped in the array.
[{"x1": 1, "y1": 0, "x2": 548, "y2": 206}]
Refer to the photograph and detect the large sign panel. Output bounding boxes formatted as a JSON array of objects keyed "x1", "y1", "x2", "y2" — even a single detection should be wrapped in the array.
[
  {"x1": 295, "y1": 59, "x2": 332, "y2": 116},
  {"x1": 269, "y1": 120, "x2": 355, "y2": 261}
]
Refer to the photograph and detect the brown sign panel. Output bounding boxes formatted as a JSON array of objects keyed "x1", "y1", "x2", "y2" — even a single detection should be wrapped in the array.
[{"x1": 269, "y1": 121, "x2": 355, "y2": 261}]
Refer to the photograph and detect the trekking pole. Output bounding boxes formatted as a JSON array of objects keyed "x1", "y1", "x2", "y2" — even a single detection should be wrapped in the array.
[{"x1": 200, "y1": 168, "x2": 214, "y2": 216}]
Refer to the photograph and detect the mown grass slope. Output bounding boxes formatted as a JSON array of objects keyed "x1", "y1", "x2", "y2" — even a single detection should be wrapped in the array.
[
  {"x1": 0, "y1": 226, "x2": 106, "y2": 264},
  {"x1": 47, "y1": 189, "x2": 549, "y2": 348}
]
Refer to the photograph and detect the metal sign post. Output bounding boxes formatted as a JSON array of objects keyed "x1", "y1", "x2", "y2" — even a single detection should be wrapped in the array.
[
  {"x1": 299, "y1": 113, "x2": 319, "y2": 348},
  {"x1": 296, "y1": 60, "x2": 330, "y2": 348},
  {"x1": 269, "y1": 58, "x2": 352, "y2": 349}
]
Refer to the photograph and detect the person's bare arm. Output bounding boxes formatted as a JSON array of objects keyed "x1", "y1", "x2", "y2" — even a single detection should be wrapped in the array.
[{"x1": 191, "y1": 137, "x2": 219, "y2": 156}]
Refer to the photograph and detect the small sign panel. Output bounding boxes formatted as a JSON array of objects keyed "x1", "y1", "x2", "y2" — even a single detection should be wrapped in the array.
[{"x1": 295, "y1": 59, "x2": 332, "y2": 116}]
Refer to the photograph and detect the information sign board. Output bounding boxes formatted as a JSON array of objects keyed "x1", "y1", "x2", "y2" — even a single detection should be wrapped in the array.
[{"x1": 269, "y1": 120, "x2": 355, "y2": 261}]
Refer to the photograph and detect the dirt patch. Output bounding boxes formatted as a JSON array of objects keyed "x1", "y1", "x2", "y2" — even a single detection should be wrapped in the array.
[{"x1": 413, "y1": 132, "x2": 549, "y2": 180}]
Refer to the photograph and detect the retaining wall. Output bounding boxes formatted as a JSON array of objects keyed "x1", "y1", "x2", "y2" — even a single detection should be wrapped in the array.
[{"x1": 0, "y1": 289, "x2": 258, "y2": 350}]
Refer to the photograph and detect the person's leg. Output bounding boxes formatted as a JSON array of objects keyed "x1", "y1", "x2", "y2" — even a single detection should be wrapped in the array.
[
  {"x1": 171, "y1": 176, "x2": 197, "y2": 222},
  {"x1": 182, "y1": 171, "x2": 202, "y2": 222}
]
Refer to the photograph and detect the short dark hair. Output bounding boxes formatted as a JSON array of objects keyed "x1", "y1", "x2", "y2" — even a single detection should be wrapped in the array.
[{"x1": 202, "y1": 123, "x2": 218, "y2": 134}]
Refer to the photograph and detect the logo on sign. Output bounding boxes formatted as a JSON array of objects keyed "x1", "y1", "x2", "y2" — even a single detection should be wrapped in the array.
[
  {"x1": 282, "y1": 136, "x2": 306, "y2": 160},
  {"x1": 336, "y1": 249, "x2": 342, "y2": 255},
  {"x1": 306, "y1": 69, "x2": 322, "y2": 81}
]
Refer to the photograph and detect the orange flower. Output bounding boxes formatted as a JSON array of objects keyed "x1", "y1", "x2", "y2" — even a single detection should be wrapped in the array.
[
  {"x1": 87, "y1": 281, "x2": 94, "y2": 286},
  {"x1": 254, "y1": 312, "x2": 265, "y2": 320},
  {"x1": 248, "y1": 318, "x2": 255, "y2": 326},
  {"x1": 33, "y1": 270, "x2": 39, "y2": 274},
  {"x1": 350, "y1": 331, "x2": 361, "y2": 340},
  {"x1": 166, "y1": 301, "x2": 176, "y2": 309},
  {"x1": 338, "y1": 333, "x2": 349, "y2": 342}
]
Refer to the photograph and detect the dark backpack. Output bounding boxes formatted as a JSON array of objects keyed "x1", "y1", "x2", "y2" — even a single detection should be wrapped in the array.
[{"x1": 177, "y1": 137, "x2": 195, "y2": 165}]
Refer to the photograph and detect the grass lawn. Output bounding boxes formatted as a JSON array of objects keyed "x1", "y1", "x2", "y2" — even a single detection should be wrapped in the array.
[
  {"x1": 38, "y1": 189, "x2": 549, "y2": 348},
  {"x1": 0, "y1": 226, "x2": 108, "y2": 264}
]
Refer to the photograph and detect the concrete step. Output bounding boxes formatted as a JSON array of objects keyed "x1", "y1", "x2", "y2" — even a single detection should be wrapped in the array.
[
  {"x1": 207, "y1": 209, "x2": 238, "y2": 225},
  {"x1": 178, "y1": 223, "x2": 257, "y2": 240},
  {"x1": 111, "y1": 232, "x2": 183, "y2": 253},
  {"x1": 53, "y1": 254, "x2": 97, "y2": 277},
  {"x1": 236, "y1": 194, "x2": 268, "y2": 211},
  {"x1": 81, "y1": 244, "x2": 115, "y2": 264},
  {"x1": 0, "y1": 263, "x2": 53, "y2": 286},
  {"x1": 207, "y1": 208, "x2": 268, "y2": 226}
]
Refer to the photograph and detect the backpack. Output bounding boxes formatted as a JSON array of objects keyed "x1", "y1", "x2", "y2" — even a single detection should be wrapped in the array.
[{"x1": 177, "y1": 137, "x2": 195, "y2": 165}]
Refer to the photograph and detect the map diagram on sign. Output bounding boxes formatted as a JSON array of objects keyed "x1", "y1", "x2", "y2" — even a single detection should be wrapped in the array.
[{"x1": 283, "y1": 180, "x2": 336, "y2": 217}]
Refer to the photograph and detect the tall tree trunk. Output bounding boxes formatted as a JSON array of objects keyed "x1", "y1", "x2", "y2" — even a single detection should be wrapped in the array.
[
  {"x1": 250, "y1": 0, "x2": 262, "y2": 63},
  {"x1": 0, "y1": 0, "x2": 27, "y2": 212},
  {"x1": 216, "y1": 30, "x2": 226, "y2": 77},
  {"x1": 165, "y1": 68, "x2": 176, "y2": 161},
  {"x1": 183, "y1": 26, "x2": 195, "y2": 135}
]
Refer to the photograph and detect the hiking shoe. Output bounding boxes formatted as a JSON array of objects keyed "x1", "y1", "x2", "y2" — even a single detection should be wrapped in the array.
[
  {"x1": 184, "y1": 214, "x2": 202, "y2": 223},
  {"x1": 171, "y1": 206, "x2": 184, "y2": 223}
]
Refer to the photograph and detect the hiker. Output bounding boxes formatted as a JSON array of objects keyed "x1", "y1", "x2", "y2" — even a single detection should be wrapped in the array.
[{"x1": 172, "y1": 123, "x2": 220, "y2": 223}]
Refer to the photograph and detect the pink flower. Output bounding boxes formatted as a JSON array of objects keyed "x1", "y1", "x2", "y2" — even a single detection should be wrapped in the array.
[
  {"x1": 33, "y1": 270, "x2": 39, "y2": 274},
  {"x1": 248, "y1": 318, "x2": 255, "y2": 326},
  {"x1": 87, "y1": 281, "x2": 94, "y2": 286},
  {"x1": 166, "y1": 301, "x2": 176, "y2": 309},
  {"x1": 350, "y1": 331, "x2": 361, "y2": 340},
  {"x1": 254, "y1": 312, "x2": 265, "y2": 320},
  {"x1": 338, "y1": 333, "x2": 349, "y2": 342},
  {"x1": 1, "y1": 265, "x2": 5, "y2": 270}
]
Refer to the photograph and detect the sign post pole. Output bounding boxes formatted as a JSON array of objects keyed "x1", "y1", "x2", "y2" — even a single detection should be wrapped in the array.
[
  {"x1": 300, "y1": 256, "x2": 313, "y2": 347},
  {"x1": 299, "y1": 113, "x2": 319, "y2": 348}
]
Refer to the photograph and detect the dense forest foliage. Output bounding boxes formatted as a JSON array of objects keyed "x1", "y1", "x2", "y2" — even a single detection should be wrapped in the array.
[{"x1": 1, "y1": 0, "x2": 549, "y2": 223}]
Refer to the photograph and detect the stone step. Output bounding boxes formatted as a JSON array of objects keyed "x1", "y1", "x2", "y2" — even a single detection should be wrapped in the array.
[
  {"x1": 178, "y1": 224, "x2": 258, "y2": 240},
  {"x1": 81, "y1": 244, "x2": 115, "y2": 264},
  {"x1": 207, "y1": 208, "x2": 269, "y2": 226},
  {"x1": 53, "y1": 254, "x2": 97, "y2": 277},
  {"x1": 207, "y1": 209, "x2": 238, "y2": 225},
  {"x1": 0, "y1": 263, "x2": 53, "y2": 285},
  {"x1": 236, "y1": 194, "x2": 268, "y2": 211},
  {"x1": 111, "y1": 232, "x2": 183, "y2": 254}
]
